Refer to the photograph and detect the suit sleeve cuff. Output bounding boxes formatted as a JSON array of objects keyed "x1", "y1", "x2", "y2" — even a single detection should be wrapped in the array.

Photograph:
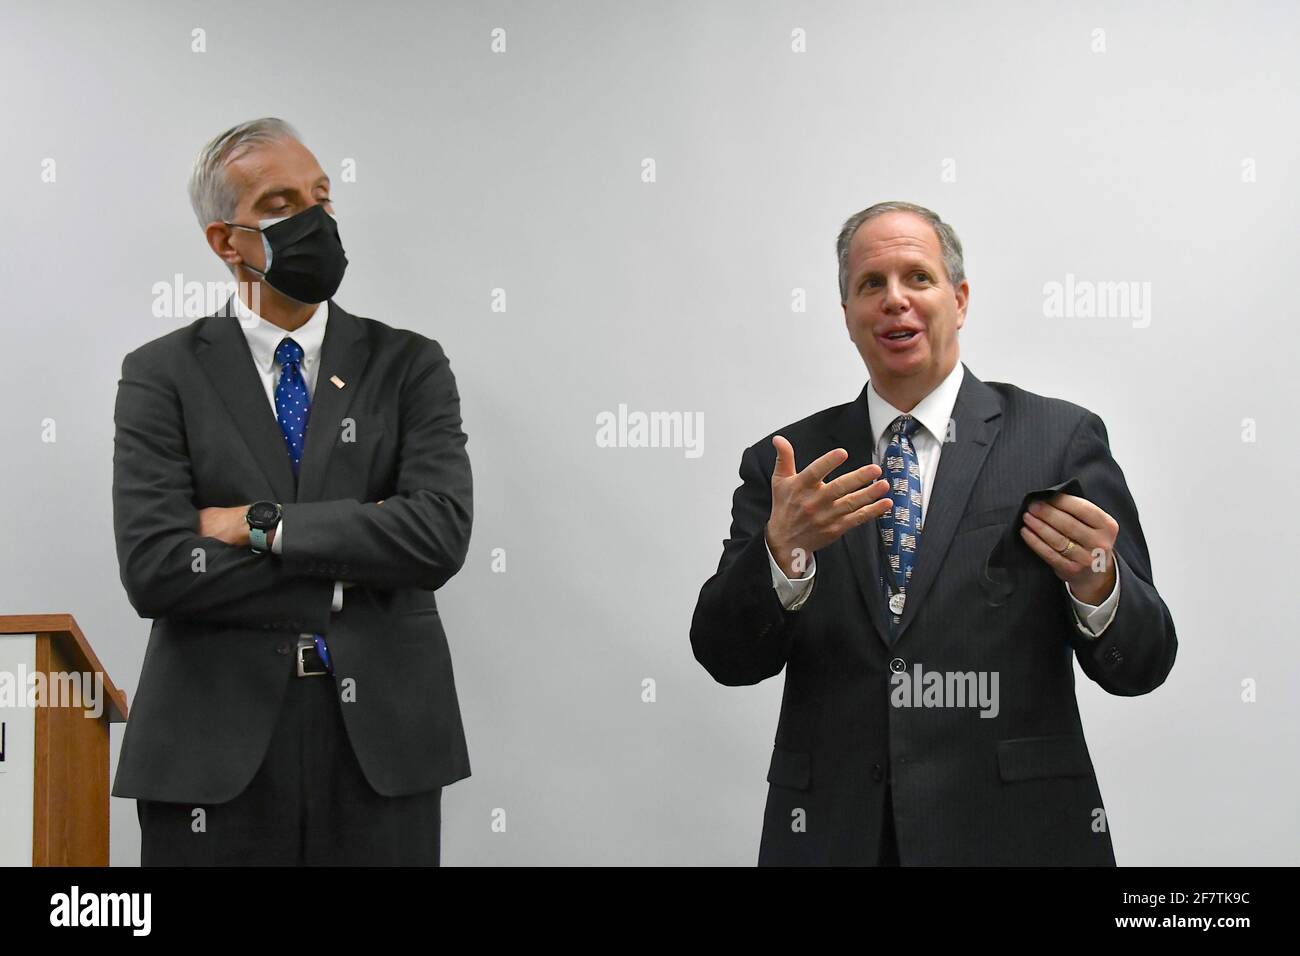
[
  {"x1": 1066, "y1": 562, "x2": 1121, "y2": 638},
  {"x1": 766, "y1": 538, "x2": 816, "y2": 610}
]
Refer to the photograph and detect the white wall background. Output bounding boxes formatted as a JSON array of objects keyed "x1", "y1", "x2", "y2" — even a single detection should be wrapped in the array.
[{"x1": 1, "y1": 0, "x2": 1296, "y2": 865}]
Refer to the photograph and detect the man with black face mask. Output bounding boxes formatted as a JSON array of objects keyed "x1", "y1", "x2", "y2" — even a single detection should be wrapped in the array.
[{"x1": 110, "y1": 117, "x2": 474, "y2": 865}]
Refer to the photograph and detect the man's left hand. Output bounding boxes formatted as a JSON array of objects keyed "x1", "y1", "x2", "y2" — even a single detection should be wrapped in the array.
[
  {"x1": 1020, "y1": 493, "x2": 1118, "y2": 605},
  {"x1": 198, "y1": 505, "x2": 252, "y2": 548}
]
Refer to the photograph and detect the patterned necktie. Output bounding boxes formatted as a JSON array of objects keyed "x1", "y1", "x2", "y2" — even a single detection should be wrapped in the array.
[
  {"x1": 879, "y1": 414, "x2": 924, "y2": 629},
  {"x1": 274, "y1": 337, "x2": 311, "y2": 475}
]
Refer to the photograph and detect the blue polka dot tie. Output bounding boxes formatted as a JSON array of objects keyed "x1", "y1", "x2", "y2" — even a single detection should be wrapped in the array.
[
  {"x1": 879, "y1": 414, "x2": 924, "y2": 629},
  {"x1": 274, "y1": 337, "x2": 311, "y2": 476}
]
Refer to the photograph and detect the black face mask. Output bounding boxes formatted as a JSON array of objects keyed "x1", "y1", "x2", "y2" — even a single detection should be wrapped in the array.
[{"x1": 225, "y1": 203, "x2": 348, "y2": 304}]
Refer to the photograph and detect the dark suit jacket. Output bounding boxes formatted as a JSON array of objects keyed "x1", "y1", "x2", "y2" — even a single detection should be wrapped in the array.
[
  {"x1": 690, "y1": 363, "x2": 1176, "y2": 865},
  {"x1": 111, "y1": 298, "x2": 473, "y2": 804}
]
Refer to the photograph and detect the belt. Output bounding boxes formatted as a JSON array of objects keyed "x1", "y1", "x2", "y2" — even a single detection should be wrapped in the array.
[{"x1": 296, "y1": 635, "x2": 330, "y2": 677}]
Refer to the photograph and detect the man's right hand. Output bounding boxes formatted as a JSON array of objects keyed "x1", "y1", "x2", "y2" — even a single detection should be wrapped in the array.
[{"x1": 765, "y1": 435, "x2": 893, "y2": 579}]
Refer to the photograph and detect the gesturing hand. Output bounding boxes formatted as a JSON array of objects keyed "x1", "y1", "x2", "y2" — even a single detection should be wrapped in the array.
[
  {"x1": 764, "y1": 435, "x2": 893, "y2": 579},
  {"x1": 1020, "y1": 492, "x2": 1119, "y2": 605}
]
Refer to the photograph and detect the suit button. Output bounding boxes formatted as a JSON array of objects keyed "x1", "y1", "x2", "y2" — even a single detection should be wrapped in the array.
[
  {"x1": 889, "y1": 657, "x2": 906, "y2": 674},
  {"x1": 872, "y1": 763, "x2": 884, "y2": 783},
  {"x1": 275, "y1": 641, "x2": 291, "y2": 655}
]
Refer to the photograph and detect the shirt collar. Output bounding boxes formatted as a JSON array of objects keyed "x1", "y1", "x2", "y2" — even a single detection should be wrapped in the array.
[
  {"x1": 866, "y1": 360, "x2": 965, "y2": 450},
  {"x1": 230, "y1": 293, "x2": 330, "y2": 374}
]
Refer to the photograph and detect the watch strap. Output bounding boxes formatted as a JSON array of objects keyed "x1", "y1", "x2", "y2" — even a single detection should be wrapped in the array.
[{"x1": 250, "y1": 526, "x2": 270, "y2": 552}]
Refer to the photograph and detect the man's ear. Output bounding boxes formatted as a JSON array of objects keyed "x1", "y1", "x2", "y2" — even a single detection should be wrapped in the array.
[
  {"x1": 206, "y1": 221, "x2": 242, "y2": 270},
  {"x1": 954, "y1": 280, "x2": 970, "y2": 330}
]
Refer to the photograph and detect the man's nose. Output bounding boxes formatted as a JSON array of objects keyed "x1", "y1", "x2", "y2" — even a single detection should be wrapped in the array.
[{"x1": 881, "y1": 278, "x2": 909, "y2": 312}]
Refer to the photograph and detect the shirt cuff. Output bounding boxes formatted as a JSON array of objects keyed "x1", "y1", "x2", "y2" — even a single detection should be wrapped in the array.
[
  {"x1": 1066, "y1": 563, "x2": 1121, "y2": 638},
  {"x1": 270, "y1": 518, "x2": 283, "y2": 555},
  {"x1": 332, "y1": 581, "x2": 343, "y2": 612},
  {"x1": 766, "y1": 538, "x2": 816, "y2": 610}
]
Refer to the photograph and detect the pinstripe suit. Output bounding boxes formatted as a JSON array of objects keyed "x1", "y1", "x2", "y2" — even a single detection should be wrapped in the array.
[{"x1": 690, "y1": 362, "x2": 1176, "y2": 865}]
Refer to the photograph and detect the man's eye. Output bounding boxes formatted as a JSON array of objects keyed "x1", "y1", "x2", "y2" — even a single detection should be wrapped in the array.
[{"x1": 914, "y1": 272, "x2": 930, "y2": 282}]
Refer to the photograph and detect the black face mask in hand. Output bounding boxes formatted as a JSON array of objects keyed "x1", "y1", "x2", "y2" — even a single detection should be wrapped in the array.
[{"x1": 225, "y1": 203, "x2": 348, "y2": 304}]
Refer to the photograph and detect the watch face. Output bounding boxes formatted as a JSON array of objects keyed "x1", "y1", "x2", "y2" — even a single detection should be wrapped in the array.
[{"x1": 247, "y1": 501, "x2": 280, "y2": 527}]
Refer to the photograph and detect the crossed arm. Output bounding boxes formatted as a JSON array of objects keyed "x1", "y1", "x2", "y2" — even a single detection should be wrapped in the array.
[
  {"x1": 111, "y1": 338, "x2": 472, "y2": 630},
  {"x1": 275, "y1": 340, "x2": 473, "y2": 592}
]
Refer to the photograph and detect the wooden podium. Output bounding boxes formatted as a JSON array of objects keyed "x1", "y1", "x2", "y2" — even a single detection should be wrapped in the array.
[{"x1": 0, "y1": 614, "x2": 128, "y2": 866}]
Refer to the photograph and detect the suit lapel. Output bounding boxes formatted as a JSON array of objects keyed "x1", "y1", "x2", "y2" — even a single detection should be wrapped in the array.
[
  {"x1": 195, "y1": 300, "x2": 297, "y2": 504},
  {"x1": 835, "y1": 363, "x2": 1004, "y2": 649},
  {"x1": 295, "y1": 301, "x2": 371, "y2": 503},
  {"x1": 832, "y1": 386, "x2": 892, "y2": 642},
  {"x1": 194, "y1": 298, "x2": 372, "y2": 505},
  {"x1": 891, "y1": 364, "x2": 1002, "y2": 646}
]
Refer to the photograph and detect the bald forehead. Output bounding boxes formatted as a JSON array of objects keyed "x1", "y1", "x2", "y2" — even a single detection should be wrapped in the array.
[
  {"x1": 224, "y1": 138, "x2": 329, "y2": 211},
  {"x1": 848, "y1": 212, "x2": 943, "y2": 267},
  {"x1": 226, "y1": 138, "x2": 323, "y2": 186}
]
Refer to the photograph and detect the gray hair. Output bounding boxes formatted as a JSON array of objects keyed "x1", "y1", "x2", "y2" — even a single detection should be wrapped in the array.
[
  {"x1": 187, "y1": 117, "x2": 302, "y2": 229},
  {"x1": 836, "y1": 201, "x2": 965, "y2": 303}
]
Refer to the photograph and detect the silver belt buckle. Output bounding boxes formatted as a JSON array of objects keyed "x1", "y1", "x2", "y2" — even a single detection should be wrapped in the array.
[{"x1": 296, "y1": 635, "x2": 327, "y2": 677}]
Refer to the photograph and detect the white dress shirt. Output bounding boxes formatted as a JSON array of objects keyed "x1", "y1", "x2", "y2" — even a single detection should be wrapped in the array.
[
  {"x1": 230, "y1": 294, "x2": 344, "y2": 613},
  {"x1": 765, "y1": 361, "x2": 1120, "y2": 637}
]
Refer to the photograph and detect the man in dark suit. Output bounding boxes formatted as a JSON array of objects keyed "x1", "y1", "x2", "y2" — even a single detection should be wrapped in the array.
[
  {"x1": 690, "y1": 201, "x2": 1176, "y2": 866},
  {"x1": 111, "y1": 118, "x2": 473, "y2": 865}
]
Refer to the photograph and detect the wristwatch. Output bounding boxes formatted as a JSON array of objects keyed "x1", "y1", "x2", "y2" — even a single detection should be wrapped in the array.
[{"x1": 246, "y1": 501, "x2": 282, "y2": 554}]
